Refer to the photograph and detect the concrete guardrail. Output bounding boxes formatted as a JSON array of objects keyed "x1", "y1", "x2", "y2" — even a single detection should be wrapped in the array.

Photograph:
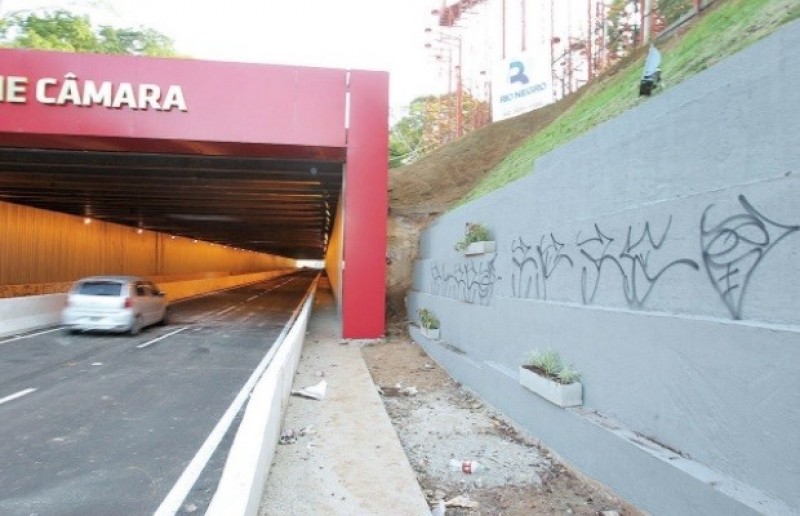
[{"x1": 204, "y1": 274, "x2": 318, "y2": 516}]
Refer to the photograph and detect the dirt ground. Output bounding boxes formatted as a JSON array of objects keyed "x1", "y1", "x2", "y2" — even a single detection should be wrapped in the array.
[{"x1": 361, "y1": 320, "x2": 644, "y2": 516}]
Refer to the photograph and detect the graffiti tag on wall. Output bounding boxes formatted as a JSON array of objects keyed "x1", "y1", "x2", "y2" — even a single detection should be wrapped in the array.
[
  {"x1": 578, "y1": 217, "x2": 700, "y2": 308},
  {"x1": 430, "y1": 256, "x2": 499, "y2": 305},
  {"x1": 427, "y1": 194, "x2": 797, "y2": 320},
  {"x1": 510, "y1": 217, "x2": 698, "y2": 309},
  {"x1": 511, "y1": 234, "x2": 573, "y2": 299},
  {"x1": 701, "y1": 195, "x2": 799, "y2": 319}
]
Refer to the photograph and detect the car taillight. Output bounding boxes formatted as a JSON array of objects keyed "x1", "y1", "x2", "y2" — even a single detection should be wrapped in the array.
[{"x1": 123, "y1": 297, "x2": 133, "y2": 309}]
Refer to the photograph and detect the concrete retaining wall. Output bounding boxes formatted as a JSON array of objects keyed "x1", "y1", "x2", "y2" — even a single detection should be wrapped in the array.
[
  {"x1": 0, "y1": 270, "x2": 294, "y2": 338},
  {"x1": 408, "y1": 21, "x2": 800, "y2": 515}
]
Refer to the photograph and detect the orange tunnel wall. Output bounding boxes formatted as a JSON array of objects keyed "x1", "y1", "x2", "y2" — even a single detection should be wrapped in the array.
[
  {"x1": 0, "y1": 201, "x2": 295, "y2": 287},
  {"x1": 324, "y1": 192, "x2": 345, "y2": 316}
]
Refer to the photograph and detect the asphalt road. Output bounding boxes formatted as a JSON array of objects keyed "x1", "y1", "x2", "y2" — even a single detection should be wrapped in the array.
[{"x1": 0, "y1": 271, "x2": 316, "y2": 516}]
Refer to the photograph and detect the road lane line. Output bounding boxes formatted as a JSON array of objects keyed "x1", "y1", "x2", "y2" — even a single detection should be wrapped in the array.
[
  {"x1": 206, "y1": 277, "x2": 299, "y2": 320},
  {"x1": 0, "y1": 388, "x2": 37, "y2": 406},
  {"x1": 213, "y1": 306, "x2": 237, "y2": 317},
  {"x1": 251, "y1": 277, "x2": 295, "y2": 297},
  {"x1": 136, "y1": 327, "x2": 189, "y2": 349},
  {"x1": 0, "y1": 327, "x2": 62, "y2": 345},
  {"x1": 153, "y1": 288, "x2": 302, "y2": 516}
]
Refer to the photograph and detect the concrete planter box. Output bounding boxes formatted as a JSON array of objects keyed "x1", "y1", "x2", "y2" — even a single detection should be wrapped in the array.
[
  {"x1": 463, "y1": 241, "x2": 496, "y2": 256},
  {"x1": 519, "y1": 366, "x2": 583, "y2": 408},
  {"x1": 421, "y1": 327, "x2": 440, "y2": 340}
]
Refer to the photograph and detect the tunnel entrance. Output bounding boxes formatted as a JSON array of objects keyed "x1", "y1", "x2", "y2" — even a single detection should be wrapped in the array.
[{"x1": 0, "y1": 48, "x2": 388, "y2": 338}]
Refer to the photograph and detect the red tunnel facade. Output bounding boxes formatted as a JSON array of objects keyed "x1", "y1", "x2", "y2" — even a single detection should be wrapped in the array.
[{"x1": 0, "y1": 48, "x2": 388, "y2": 338}]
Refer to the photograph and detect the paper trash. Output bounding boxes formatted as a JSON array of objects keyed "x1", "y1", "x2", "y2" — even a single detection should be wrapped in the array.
[{"x1": 291, "y1": 380, "x2": 328, "y2": 400}]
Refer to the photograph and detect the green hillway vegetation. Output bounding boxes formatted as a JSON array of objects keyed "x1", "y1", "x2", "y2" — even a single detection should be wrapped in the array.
[{"x1": 456, "y1": 0, "x2": 800, "y2": 208}]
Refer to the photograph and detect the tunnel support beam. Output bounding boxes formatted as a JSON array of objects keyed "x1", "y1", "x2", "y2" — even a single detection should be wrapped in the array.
[{"x1": 342, "y1": 71, "x2": 389, "y2": 338}]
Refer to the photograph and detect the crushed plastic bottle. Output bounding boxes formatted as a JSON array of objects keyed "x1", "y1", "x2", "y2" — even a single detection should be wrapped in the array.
[{"x1": 449, "y1": 459, "x2": 481, "y2": 474}]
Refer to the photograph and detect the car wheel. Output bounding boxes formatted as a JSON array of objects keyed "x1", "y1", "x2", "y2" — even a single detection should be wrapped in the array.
[
  {"x1": 158, "y1": 307, "x2": 170, "y2": 326},
  {"x1": 128, "y1": 315, "x2": 143, "y2": 336}
]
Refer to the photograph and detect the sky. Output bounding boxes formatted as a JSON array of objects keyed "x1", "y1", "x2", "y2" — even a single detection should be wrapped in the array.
[
  {"x1": 0, "y1": 0, "x2": 447, "y2": 118},
  {"x1": 1, "y1": 0, "x2": 594, "y2": 121}
]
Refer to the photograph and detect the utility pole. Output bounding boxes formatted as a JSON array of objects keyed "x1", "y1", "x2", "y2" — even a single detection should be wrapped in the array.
[
  {"x1": 550, "y1": 0, "x2": 557, "y2": 99},
  {"x1": 597, "y1": 1, "x2": 605, "y2": 72},
  {"x1": 521, "y1": 0, "x2": 526, "y2": 52},
  {"x1": 642, "y1": 0, "x2": 652, "y2": 44},
  {"x1": 567, "y1": 0, "x2": 573, "y2": 94},
  {"x1": 568, "y1": 43, "x2": 573, "y2": 95},
  {"x1": 455, "y1": 36, "x2": 463, "y2": 139},
  {"x1": 502, "y1": 0, "x2": 507, "y2": 58},
  {"x1": 587, "y1": 0, "x2": 594, "y2": 80},
  {"x1": 425, "y1": 28, "x2": 463, "y2": 141}
]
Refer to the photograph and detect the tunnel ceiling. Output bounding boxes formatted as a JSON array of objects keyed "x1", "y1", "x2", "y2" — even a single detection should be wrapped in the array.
[{"x1": 0, "y1": 147, "x2": 343, "y2": 260}]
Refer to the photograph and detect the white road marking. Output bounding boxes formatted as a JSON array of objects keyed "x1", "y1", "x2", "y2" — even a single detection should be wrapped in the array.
[
  {"x1": 0, "y1": 388, "x2": 37, "y2": 406},
  {"x1": 0, "y1": 327, "x2": 62, "y2": 345},
  {"x1": 153, "y1": 324, "x2": 292, "y2": 516},
  {"x1": 213, "y1": 306, "x2": 237, "y2": 317},
  {"x1": 135, "y1": 327, "x2": 189, "y2": 349},
  {"x1": 154, "y1": 276, "x2": 305, "y2": 516},
  {"x1": 206, "y1": 277, "x2": 298, "y2": 320}
]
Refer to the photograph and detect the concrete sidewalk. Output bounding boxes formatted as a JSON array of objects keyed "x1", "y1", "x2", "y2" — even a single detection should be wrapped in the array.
[{"x1": 259, "y1": 288, "x2": 430, "y2": 515}]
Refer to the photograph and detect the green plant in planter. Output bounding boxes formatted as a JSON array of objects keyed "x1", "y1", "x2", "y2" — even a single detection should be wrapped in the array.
[
  {"x1": 525, "y1": 349, "x2": 580, "y2": 385},
  {"x1": 455, "y1": 222, "x2": 492, "y2": 252},
  {"x1": 417, "y1": 308, "x2": 440, "y2": 330},
  {"x1": 528, "y1": 349, "x2": 561, "y2": 376},
  {"x1": 556, "y1": 363, "x2": 581, "y2": 385}
]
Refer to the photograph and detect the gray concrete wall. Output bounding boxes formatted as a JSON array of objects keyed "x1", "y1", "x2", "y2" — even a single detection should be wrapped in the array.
[{"x1": 408, "y1": 20, "x2": 800, "y2": 515}]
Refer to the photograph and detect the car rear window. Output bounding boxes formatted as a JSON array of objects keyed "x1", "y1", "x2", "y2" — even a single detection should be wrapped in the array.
[{"x1": 77, "y1": 281, "x2": 123, "y2": 296}]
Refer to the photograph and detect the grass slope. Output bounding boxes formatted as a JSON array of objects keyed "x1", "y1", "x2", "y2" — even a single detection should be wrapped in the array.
[{"x1": 453, "y1": 0, "x2": 799, "y2": 207}]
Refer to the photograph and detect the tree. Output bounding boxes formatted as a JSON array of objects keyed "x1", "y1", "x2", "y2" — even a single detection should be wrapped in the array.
[
  {"x1": 0, "y1": 9, "x2": 176, "y2": 57},
  {"x1": 390, "y1": 91, "x2": 490, "y2": 168},
  {"x1": 390, "y1": 96, "x2": 432, "y2": 167},
  {"x1": 655, "y1": 0, "x2": 695, "y2": 26},
  {"x1": 606, "y1": 0, "x2": 638, "y2": 61}
]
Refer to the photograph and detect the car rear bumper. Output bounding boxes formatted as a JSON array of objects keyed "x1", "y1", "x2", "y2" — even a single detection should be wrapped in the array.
[{"x1": 62, "y1": 309, "x2": 134, "y2": 333}]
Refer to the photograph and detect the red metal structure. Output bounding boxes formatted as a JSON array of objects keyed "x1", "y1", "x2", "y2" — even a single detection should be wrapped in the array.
[
  {"x1": 0, "y1": 49, "x2": 389, "y2": 338},
  {"x1": 434, "y1": 0, "x2": 489, "y2": 27},
  {"x1": 343, "y1": 71, "x2": 390, "y2": 337}
]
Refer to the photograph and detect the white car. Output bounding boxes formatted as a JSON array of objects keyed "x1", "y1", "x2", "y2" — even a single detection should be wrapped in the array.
[{"x1": 62, "y1": 276, "x2": 169, "y2": 335}]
